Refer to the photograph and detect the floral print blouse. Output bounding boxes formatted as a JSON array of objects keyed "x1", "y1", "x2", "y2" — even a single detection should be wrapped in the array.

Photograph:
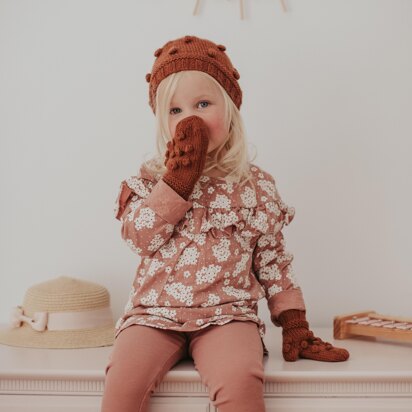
[{"x1": 113, "y1": 163, "x2": 306, "y2": 356}]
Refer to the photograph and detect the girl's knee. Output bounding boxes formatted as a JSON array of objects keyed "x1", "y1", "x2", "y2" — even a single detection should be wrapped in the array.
[
  {"x1": 208, "y1": 362, "x2": 265, "y2": 401},
  {"x1": 229, "y1": 364, "x2": 264, "y2": 389},
  {"x1": 207, "y1": 369, "x2": 265, "y2": 412},
  {"x1": 228, "y1": 357, "x2": 264, "y2": 381},
  {"x1": 103, "y1": 360, "x2": 156, "y2": 412},
  {"x1": 105, "y1": 358, "x2": 150, "y2": 388}
]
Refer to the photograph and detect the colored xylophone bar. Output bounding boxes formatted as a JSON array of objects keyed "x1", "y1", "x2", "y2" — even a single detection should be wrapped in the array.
[{"x1": 333, "y1": 310, "x2": 412, "y2": 343}]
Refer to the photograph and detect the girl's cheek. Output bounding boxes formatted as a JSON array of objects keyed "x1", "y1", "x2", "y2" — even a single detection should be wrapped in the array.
[
  {"x1": 169, "y1": 120, "x2": 177, "y2": 137},
  {"x1": 206, "y1": 116, "x2": 225, "y2": 135}
]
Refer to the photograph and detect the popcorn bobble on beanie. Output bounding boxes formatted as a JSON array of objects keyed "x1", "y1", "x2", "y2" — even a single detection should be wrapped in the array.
[{"x1": 145, "y1": 35, "x2": 243, "y2": 114}]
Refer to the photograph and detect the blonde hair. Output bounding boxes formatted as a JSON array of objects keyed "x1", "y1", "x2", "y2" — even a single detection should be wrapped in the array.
[{"x1": 142, "y1": 70, "x2": 257, "y2": 187}]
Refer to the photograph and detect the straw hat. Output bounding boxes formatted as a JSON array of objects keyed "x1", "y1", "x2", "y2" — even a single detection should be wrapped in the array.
[{"x1": 0, "y1": 276, "x2": 115, "y2": 349}]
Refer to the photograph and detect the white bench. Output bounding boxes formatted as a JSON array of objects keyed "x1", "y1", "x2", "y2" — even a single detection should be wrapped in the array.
[{"x1": 0, "y1": 326, "x2": 411, "y2": 411}]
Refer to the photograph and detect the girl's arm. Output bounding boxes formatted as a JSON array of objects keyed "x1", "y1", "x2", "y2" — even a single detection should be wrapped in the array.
[
  {"x1": 252, "y1": 178, "x2": 306, "y2": 327},
  {"x1": 114, "y1": 176, "x2": 192, "y2": 257},
  {"x1": 114, "y1": 116, "x2": 209, "y2": 258},
  {"x1": 252, "y1": 229, "x2": 306, "y2": 326},
  {"x1": 252, "y1": 174, "x2": 349, "y2": 362}
]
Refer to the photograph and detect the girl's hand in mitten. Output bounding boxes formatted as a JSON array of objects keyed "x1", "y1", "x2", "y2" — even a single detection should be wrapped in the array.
[
  {"x1": 278, "y1": 310, "x2": 350, "y2": 362},
  {"x1": 162, "y1": 115, "x2": 209, "y2": 201}
]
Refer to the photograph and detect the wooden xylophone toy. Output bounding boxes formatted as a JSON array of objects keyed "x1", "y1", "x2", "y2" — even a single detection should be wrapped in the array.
[{"x1": 333, "y1": 310, "x2": 412, "y2": 343}]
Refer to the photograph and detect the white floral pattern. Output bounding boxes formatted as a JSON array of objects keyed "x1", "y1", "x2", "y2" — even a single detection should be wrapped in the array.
[{"x1": 113, "y1": 163, "x2": 305, "y2": 356}]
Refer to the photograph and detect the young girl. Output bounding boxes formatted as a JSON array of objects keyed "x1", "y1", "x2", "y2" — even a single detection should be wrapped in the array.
[{"x1": 101, "y1": 34, "x2": 349, "y2": 412}]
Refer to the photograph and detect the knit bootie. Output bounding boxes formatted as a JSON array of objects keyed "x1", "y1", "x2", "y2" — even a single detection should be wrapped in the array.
[
  {"x1": 162, "y1": 115, "x2": 209, "y2": 201},
  {"x1": 278, "y1": 309, "x2": 350, "y2": 362}
]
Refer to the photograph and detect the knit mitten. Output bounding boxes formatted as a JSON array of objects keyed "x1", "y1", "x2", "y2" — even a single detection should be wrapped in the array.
[
  {"x1": 278, "y1": 309, "x2": 350, "y2": 362},
  {"x1": 162, "y1": 115, "x2": 209, "y2": 201}
]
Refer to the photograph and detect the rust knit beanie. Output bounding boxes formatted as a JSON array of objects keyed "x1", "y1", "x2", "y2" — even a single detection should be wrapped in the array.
[{"x1": 145, "y1": 35, "x2": 242, "y2": 115}]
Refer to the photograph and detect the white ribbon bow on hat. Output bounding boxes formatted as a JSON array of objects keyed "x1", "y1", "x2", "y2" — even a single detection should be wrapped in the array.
[
  {"x1": 10, "y1": 305, "x2": 114, "y2": 332},
  {"x1": 10, "y1": 306, "x2": 48, "y2": 332}
]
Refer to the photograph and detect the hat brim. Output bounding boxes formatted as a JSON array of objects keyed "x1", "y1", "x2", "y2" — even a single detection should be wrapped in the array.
[{"x1": 0, "y1": 322, "x2": 115, "y2": 349}]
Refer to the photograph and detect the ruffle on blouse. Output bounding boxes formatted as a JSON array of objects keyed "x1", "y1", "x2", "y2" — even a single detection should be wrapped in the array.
[
  {"x1": 183, "y1": 199, "x2": 295, "y2": 241},
  {"x1": 115, "y1": 162, "x2": 296, "y2": 236},
  {"x1": 198, "y1": 204, "x2": 269, "y2": 239},
  {"x1": 114, "y1": 181, "x2": 134, "y2": 221},
  {"x1": 113, "y1": 163, "x2": 162, "y2": 221},
  {"x1": 273, "y1": 196, "x2": 296, "y2": 234},
  {"x1": 191, "y1": 176, "x2": 295, "y2": 239},
  {"x1": 113, "y1": 171, "x2": 155, "y2": 221}
]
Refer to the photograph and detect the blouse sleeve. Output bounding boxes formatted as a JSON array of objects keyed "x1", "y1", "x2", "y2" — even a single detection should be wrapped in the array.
[
  {"x1": 252, "y1": 176, "x2": 306, "y2": 327},
  {"x1": 114, "y1": 176, "x2": 193, "y2": 257}
]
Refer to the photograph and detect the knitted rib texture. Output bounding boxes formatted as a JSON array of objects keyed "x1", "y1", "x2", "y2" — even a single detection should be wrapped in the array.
[
  {"x1": 278, "y1": 309, "x2": 350, "y2": 362},
  {"x1": 162, "y1": 115, "x2": 209, "y2": 201},
  {"x1": 146, "y1": 35, "x2": 242, "y2": 114}
]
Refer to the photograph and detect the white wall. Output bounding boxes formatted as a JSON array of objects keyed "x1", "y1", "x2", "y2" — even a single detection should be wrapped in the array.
[{"x1": 1, "y1": 0, "x2": 411, "y2": 330}]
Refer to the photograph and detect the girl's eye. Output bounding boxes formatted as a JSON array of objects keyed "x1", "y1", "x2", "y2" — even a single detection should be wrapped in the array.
[
  {"x1": 169, "y1": 101, "x2": 211, "y2": 115},
  {"x1": 198, "y1": 100, "x2": 210, "y2": 108},
  {"x1": 169, "y1": 108, "x2": 180, "y2": 115}
]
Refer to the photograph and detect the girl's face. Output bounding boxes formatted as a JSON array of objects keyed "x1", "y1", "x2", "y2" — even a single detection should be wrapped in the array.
[{"x1": 168, "y1": 72, "x2": 228, "y2": 154}]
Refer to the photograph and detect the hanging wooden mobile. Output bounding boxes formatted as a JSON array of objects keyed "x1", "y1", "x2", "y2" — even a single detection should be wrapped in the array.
[{"x1": 193, "y1": 0, "x2": 288, "y2": 20}]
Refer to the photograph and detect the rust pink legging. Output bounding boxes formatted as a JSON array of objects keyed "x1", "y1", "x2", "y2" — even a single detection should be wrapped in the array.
[{"x1": 100, "y1": 320, "x2": 266, "y2": 412}]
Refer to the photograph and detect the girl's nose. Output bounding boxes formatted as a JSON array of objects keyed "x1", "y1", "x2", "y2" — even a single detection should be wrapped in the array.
[{"x1": 183, "y1": 114, "x2": 202, "y2": 122}]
